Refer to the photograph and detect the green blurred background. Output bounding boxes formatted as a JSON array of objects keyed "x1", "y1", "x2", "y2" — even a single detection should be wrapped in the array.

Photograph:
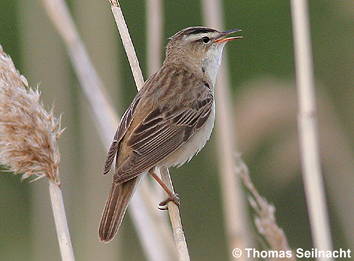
[{"x1": 0, "y1": 0, "x2": 353, "y2": 260}]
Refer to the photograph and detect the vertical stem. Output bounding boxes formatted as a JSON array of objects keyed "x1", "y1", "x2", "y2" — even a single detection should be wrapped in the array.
[
  {"x1": 201, "y1": 0, "x2": 253, "y2": 259},
  {"x1": 110, "y1": 2, "x2": 144, "y2": 89},
  {"x1": 49, "y1": 181, "x2": 75, "y2": 261},
  {"x1": 109, "y1": 1, "x2": 190, "y2": 259},
  {"x1": 290, "y1": 0, "x2": 333, "y2": 257},
  {"x1": 145, "y1": 1, "x2": 178, "y2": 257},
  {"x1": 146, "y1": 0, "x2": 163, "y2": 76},
  {"x1": 160, "y1": 167, "x2": 190, "y2": 261},
  {"x1": 129, "y1": 189, "x2": 172, "y2": 261}
]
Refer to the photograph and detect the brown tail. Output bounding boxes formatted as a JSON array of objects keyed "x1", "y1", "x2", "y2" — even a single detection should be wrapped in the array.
[{"x1": 99, "y1": 177, "x2": 139, "y2": 242}]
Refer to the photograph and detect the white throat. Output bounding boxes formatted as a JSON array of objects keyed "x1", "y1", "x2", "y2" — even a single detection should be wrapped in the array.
[{"x1": 202, "y1": 44, "x2": 225, "y2": 86}]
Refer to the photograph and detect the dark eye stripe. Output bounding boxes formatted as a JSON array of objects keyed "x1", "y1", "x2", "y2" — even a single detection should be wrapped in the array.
[{"x1": 184, "y1": 27, "x2": 216, "y2": 35}]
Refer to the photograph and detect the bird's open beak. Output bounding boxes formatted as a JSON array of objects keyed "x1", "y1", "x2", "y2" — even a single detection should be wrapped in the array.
[{"x1": 214, "y1": 29, "x2": 243, "y2": 43}]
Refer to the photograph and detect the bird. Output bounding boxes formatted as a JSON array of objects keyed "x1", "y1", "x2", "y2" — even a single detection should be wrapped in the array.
[{"x1": 99, "y1": 26, "x2": 242, "y2": 242}]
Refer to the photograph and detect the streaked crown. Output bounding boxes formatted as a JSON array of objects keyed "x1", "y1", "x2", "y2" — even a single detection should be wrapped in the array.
[{"x1": 165, "y1": 26, "x2": 241, "y2": 60}]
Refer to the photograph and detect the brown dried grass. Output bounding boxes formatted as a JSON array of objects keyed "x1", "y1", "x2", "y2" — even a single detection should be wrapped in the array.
[{"x1": 236, "y1": 155, "x2": 296, "y2": 260}]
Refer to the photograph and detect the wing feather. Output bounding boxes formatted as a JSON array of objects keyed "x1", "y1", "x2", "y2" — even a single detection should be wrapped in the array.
[
  {"x1": 103, "y1": 94, "x2": 141, "y2": 175},
  {"x1": 114, "y1": 91, "x2": 213, "y2": 184}
]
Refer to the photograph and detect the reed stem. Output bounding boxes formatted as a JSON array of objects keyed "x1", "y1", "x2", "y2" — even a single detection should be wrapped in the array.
[
  {"x1": 290, "y1": 0, "x2": 333, "y2": 258},
  {"x1": 49, "y1": 181, "x2": 75, "y2": 261}
]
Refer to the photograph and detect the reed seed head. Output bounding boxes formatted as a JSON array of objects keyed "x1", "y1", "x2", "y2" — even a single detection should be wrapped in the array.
[{"x1": 0, "y1": 45, "x2": 63, "y2": 184}]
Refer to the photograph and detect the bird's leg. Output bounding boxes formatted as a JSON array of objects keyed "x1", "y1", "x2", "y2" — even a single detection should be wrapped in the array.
[{"x1": 148, "y1": 169, "x2": 180, "y2": 210}]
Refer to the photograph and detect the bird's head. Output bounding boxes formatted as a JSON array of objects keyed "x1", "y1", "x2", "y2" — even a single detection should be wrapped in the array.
[{"x1": 165, "y1": 26, "x2": 242, "y2": 84}]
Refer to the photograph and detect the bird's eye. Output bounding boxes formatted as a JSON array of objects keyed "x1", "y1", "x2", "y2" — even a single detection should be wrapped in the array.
[{"x1": 202, "y1": 37, "x2": 210, "y2": 43}]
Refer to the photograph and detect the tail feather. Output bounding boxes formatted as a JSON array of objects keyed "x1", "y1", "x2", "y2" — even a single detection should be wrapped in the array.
[{"x1": 99, "y1": 177, "x2": 139, "y2": 242}]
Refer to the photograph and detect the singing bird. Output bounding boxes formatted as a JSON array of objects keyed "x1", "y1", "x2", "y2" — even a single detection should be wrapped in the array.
[{"x1": 99, "y1": 26, "x2": 242, "y2": 242}]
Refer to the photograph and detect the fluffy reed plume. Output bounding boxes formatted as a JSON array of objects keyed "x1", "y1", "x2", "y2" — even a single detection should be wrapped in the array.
[
  {"x1": 0, "y1": 45, "x2": 63, "y2": 184},
  {"x1": 236, "y1": 155, "x2": 295, "y2": 260},
  {"x1": 0, "y1": 45, "x2": 75, "y2": 261}
]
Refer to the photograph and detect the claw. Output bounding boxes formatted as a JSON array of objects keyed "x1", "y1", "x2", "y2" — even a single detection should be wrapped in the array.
[
  {"x1": 158, "y1": 205, "x2": 168, "y2": 211},
  {"x1": 158, "y1": 193, "x2": 180, "y2": 210}
]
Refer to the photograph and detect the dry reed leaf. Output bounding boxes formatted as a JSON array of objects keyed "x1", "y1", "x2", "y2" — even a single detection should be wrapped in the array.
[
  {"x1": 236, "y1": 155, "x2": 295, "y2": 260},
  {"x1": 0, "y1": 45, "x2": 63, "y2": 184}
]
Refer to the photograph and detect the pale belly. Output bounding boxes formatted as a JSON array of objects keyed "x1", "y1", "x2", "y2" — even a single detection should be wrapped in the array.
[{"x1": 158, "y1": 102, "x2": 215, "y2": 168}]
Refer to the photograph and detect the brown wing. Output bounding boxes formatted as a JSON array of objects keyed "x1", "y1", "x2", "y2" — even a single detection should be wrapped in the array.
[
  {"x1": 113, "y1": 89, "x2": 213, "y2": 184},
  {"x1": 103, "y1": 94, "x2": 141, "y2": 175}
]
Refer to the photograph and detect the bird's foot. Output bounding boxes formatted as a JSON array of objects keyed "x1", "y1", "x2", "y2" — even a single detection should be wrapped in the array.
[{"x1": 158, "y1": 193, "x2": 180, "y2": 210}]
